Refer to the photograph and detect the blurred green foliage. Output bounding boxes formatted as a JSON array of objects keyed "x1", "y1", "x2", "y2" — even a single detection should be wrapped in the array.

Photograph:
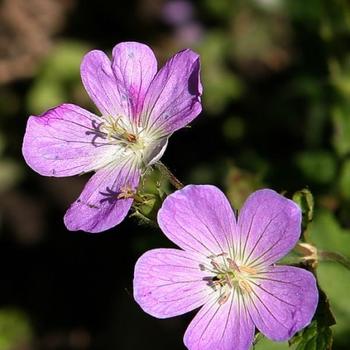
[
  {"x1": 0, "y1": 309, "x2": 32, "y2": 350},
  {"x1": 27, "y1": 41, "x2": 89, "y2": 115}
]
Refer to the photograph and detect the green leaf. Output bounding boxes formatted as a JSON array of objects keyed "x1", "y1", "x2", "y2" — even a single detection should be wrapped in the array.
[
  {"x1": 332, "y1": 101, "x2": 350, "y2": 156},
  {"x1": 131, "y1": 167, "x2": 170, "y2": 225},
  {"x1": 253, "y1": 335, "x2": 289, "y2": 350},
  {"x1": 310, "y1": 209, "x2": 350, "y2": 258},
  {"x1": 295, "y1": 151, "x2": 336, "y2": 184},
  {"x1": 293, "y1": 189, "x2": 314, "y2": 239},
  {"x1": 317, "y1": 262, "x2": 350, "y2": 338},
  {"x1": 308, "y1": 209, "x2": 350, "y2": 340},
  {"x1": 339, "y1": 159, "x2": 350, "y2": 199},
  {"x1": 294, "y1": 321, "x2": 332, "y2": 350}
]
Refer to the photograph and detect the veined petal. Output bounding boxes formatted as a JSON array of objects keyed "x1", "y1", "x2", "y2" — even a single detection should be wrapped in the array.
[
  {"x1": 247, "y1": 265, "x2": 318, "y2": 341},
  {"x1": 142, "y1": 49, "x2": 202, "y2": 135},
  {"x1": 157, "y1": 185, "x2": 238, "y2": 257},
  {"x1": 81, "y1": 50, "x2": 129, "y2": 117},
  {"x1": 184, "y1": 292, "x2": 255, "y2": 350},
  {"x1": 237, "y1": 189, "x2": 301, "y2": 267},
  {"x1": 64, "y1": 158, "x2": 140, "y2": 233},
  {"x1": 112, "y1": 42, "x2": 157, "y2": 121},
  {"x1": 133, "y1": 248, "x2": 213, "y2": 318},
  {"x1": 22, "y1": 103, "x2": 115, "y2": 177}
]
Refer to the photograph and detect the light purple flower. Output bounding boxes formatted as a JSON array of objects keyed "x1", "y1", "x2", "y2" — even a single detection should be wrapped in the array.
[
  {"x1": 22, "y1": 42, "x2": 202, "y2": 233},
  {"x1": 162, "y1": 0, "x2": 194, "y2": 26},
  {"x1": 133, "y1": 185, "x2": 318, "y2": 350}
]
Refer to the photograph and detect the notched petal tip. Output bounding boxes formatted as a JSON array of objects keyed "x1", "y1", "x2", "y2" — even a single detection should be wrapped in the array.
[
  {"x1": 111, "y1": 41, "x2": 158, "y2": 119},
  {"x1": 111, "y1": 41, "x2": 156, "y2": 60},
  {"x1": 157, "y1": 184, "x2": 237, "y2": 256},
  {"x1": 237, "y1": 188, "x2": 302, "y2": 266}
]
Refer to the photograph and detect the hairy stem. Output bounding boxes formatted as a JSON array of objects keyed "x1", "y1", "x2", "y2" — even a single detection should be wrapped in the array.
[
  {"x1": 156, "y1": 161, "x2": 184, "y2": 190},
  {"x1": 319, "y1": 250, "x2": 350, "y2": 270}
]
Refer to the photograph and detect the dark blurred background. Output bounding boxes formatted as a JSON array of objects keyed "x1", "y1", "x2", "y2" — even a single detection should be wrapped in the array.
[{"x1": 1, "y1": 0, "x2": 350, "y2": 349}]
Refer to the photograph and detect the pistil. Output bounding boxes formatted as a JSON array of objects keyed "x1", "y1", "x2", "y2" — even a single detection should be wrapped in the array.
[
  {"x1": 101, "y1": 115, "x2": 138, "y2": 144},
  {"x1": 203, "y1": 253, "x2": 258, "y2": 304}
]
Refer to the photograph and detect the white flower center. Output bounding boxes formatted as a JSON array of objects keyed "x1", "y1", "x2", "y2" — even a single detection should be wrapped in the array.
[
  {"x1": 99, "y1": 115, "x2": 168, "y2": 167},
  {"x1": 201, "y1": 253, "x2": 258, "y2": 304}
]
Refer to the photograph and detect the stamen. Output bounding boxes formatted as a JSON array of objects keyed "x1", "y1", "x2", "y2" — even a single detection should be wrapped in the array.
[
  {"x1": 238, "y1": 280, "x2": 253, "y2": 293},
  {"x1": 126, "y1": 133, "x2": 137, "y2": 143},
  {"x1": 117, "y1": 185, "x2": 135, "y2": 199},
  {"x1": 239, "y1": 266, "x2": 258, "y2": 274},
  {"x1": 218, "y1": 290, "x2": 230, "y2": 305},
  {"x1": 210, "y1": 260, "x2": 223, "y2": 271},
  {"x1": 203, "y1": 252, "x2": 257, "y2": 299},
  {"x1": 227, "y1": 257, "x2": 240, "y2": 272},
  {"x1": 208, "y1": 252, "x2": 227, "y2": 259},
  {"x1": 100, "y1": 115, "x2": 138, "y2": 144}
]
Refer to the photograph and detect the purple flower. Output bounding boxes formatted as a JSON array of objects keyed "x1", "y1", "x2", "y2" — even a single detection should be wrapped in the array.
[
  {"x1": 22, "y1": 42, "x2": 202, "y2": 233},
  {"x1": 162, "y1": 0, "x2": 194, "y2": 26},
  {"x1": 133, "y1": 185, "x2": 318, "y2": 350}
]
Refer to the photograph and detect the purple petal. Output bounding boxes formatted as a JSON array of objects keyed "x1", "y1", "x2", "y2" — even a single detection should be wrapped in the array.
[
  {"x1": 133, "y1": 248, "x2": 213, "y2": 318},
  {"x1": 112, "y1": 42, "x2": 157, "y2": 120},
  {"x1": 64, "y1": 159, "x2": 140, "y2": 233},
  {"x1": 157, "y1": 185, "x2": 238, "y2": 257},
  {"x1": 142, "y1": 49, "x2": 202, "y2": 135},
  {"x1": 22, "y1": 103, "x2": 114, "y2": 177},
  {"x1": 184, "y1": 292, "x2": 255, "y2": 350},
  {"x1": 81, "y1": 50, "x2": 129, "y2": 117},
  {"x1": 237, "y1": 189, "x2": 301, "y2": 267},
  {"x1": 247, "y1": 265, "x2": 318, "y2": 341}
]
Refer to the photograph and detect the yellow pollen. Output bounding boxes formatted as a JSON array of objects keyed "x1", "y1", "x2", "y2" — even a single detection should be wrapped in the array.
[
  {"x1": 101, "y1": 116, "x2": 138, "y2": 144},
  {"x1": 239, "y1": 265, "x2": 258, "y2": 274},
  {"x1": 126, "y1": 133, "x2": 137, "y2": 143},
  {"x1": 238, "y1": 279, "x2": 253, "y2": 293},
  {"x1": 117, "y1": 185, "x2": 135, "y2": 199},
  {"x1": 204, "y1": 254, "x2": 258, "y2": 302}
]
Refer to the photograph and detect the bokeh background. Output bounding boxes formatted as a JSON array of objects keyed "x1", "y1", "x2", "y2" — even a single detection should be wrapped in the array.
[{"x1": 1, "y1": 0, "x2": 350, "y2": 349}]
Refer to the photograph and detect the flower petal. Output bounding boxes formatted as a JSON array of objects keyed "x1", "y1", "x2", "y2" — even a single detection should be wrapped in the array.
[
  {"x1": 64, "y1": 158, "x2": 140, "y2": 233},
  {"x1": 157, "y1": 185, "x2": 238, "y2": 257},
  {"x1": 184, "y1": 292, "x2": 255, "y2": 350},
  {"x1": 142, "y1": 49, "x2": 202, "y2": 135},
  {"x1": 237, "y1": 189, "x2": 301, "y2": 267},
  {"x1": 22, "y1": 103, "x2": 115, "y2": 177},
  {"x1": 80, "y1": 50, "x2": 128, "y2": 117},
  {"x1": 247, "y1": 265, "x2": 318, "y2": 341},
  {"x1": 133, "y1": 248, "x2": 213, "y2": 318},
  {"x1": 112, "y1": 42, "x2": 157, "y2": 120}
]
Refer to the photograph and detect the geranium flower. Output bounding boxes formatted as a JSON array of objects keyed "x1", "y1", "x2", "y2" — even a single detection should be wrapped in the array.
[
  {"x1": 22, "y1": 42, "x2": 202, "y2": 233},
  {"x1": 134, "y1": 185, "x2": 318, "y2": 350}
]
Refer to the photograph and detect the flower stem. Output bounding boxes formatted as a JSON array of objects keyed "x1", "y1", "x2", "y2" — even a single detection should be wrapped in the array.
[
  {"x1": 156, "y1": 162, "x2": 184, "y2": 190},
  {"x1": 319, "y1": 250, "x2": 350, "y2": 270}
]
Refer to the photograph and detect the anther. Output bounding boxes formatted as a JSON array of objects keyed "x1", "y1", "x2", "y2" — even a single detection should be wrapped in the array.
[
  {"x1": 239, "y1": 266, "x2": 258, "y2": 274},
  {"x1": 238, "y1": 280, "x2": 253, "y2": 293},
  {"x1": 117, "y1": 185, "x2": 135, "y2": 199},
  {"x1": 218, "y1": 290, "x2": 230, "y2": 305},
  {"x1": 227, "y1": 258, "x2": 240, "y2": 272}
]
